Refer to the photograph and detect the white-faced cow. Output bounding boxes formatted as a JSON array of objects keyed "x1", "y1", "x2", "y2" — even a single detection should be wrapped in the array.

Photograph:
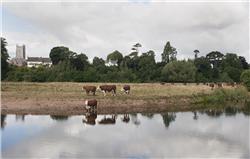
[
  {"x1": 82, "y1": 86, "x2": 96, "y2": 96},
  {"x1": 121, "y1": 85, "x2": 130, "y2": 94},
  {"x1": 85, "y1": 99, "x2": 97, "y2": 113},
  {"x1": 98, "y1": 85, "x2": 116, "y2": 96},
  {"x1": 209, "y1": 83, "x2": 215, "y2": 90}
]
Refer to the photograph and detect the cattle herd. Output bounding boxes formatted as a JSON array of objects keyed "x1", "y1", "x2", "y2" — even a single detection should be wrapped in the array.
[
  {"x1": 83, "y1": 82, "x2": 238, "y2": 113},
  {"x1": 84, "y1": 84, "x2": 130, "y2": 113}
]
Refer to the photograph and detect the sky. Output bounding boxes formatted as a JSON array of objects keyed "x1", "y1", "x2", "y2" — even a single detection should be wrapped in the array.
[{"x1": 1, "y1": 0, "x2": 250, "y2": 62}]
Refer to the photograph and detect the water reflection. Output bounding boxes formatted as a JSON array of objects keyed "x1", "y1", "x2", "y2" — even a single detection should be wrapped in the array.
[
  {"x1": 50, "y1": 115, "x2": 69, "y2": 121},
  {"x1": 193, "y1": 111, "x2": 198, "y2": 120},
  {"x1": 82, "y1": 112, "x2": 97, "y2": 125},
  {"x1": 121, "y1": 114, "x2": 130, "y2": 123},
  {"x1": 99, "y1": 115, "x2": 116, "y2": 125},
  {"x1": 1, "y1": 109, "x2": 249, "y2": 158},
  {"x1": 15, "y1": 115, "x2": 25, "y2": 122},
  {"x1": 1, "y1": 114, "x2": 7, "y2": 129},
  {"x1": 141, "y1": 113, "x2": 154, "y2": 119},
  {"x1": 161, "y1": 112, "x2": 176, "y2": 128},
  {"x1": 130, "y1": 113, "x2": 141, "y2": 126}
]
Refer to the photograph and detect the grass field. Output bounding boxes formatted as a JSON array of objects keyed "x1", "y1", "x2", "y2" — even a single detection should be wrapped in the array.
[
  {"x1": 1, "y1": 82, "x2": 249, "y2": 115},
  {"x1": 1, "y1": 82, "x2": 213, "y2": 100}
]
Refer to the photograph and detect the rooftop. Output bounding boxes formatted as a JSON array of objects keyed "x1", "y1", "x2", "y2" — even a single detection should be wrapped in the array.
[{"x1": 27, "y1": 57, "x2": 52, "y2": 63}]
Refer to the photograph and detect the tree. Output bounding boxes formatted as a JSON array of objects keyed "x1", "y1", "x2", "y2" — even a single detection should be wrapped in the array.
[
  {"x1": 161, "y1": 41, "x2": 177, "y2": 63},
  {"x1": 194, "y1": 49, "x2": 200, "y2": 59},
  {"x1": 1, "y1": 37, "x2": 9, "y2": 80},
  {"x1": 70, "y1": 53, "x2": 89, "y2": 71},
  {"x1": 239, "y1": 56, "x2": 249, "y2": 69},
  {"x1": 194, "y1": 57, "x2": 212, "y2": 81},
  {"x1": 221, "y1": 53, "x2": 243, "y2": 82},
  {"x1": 107, "y1": 50, "x2": 123, "y2": 66},
  {"x1": 93, "y1": 57, "x2": 105, "y2": 66},
  {"x1": 49, "y1": 46, "x2": 71, "y2": 65},
  {"x1": 161, "y1": 60, "x2": 197, "y2": 82},
  {"x1": 137, "y1": 50, "x2": 156, "y2": 82},
  {"x1": 206, "y1": 51, "x2": 224, "y2": 68},
  {"x1": 131, "y1": 43, "x2": 142, "y2": 56},
  {"x1": 240, "y1": 69, "x2": 250, "y2": 91}
]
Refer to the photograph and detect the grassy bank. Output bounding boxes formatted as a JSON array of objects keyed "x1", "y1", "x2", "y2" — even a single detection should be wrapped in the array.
[
  {"x1": 194, "y1": 87, "x2": 250, "y2": 109},
  {"x1": 1, "y1": 82, "x2": 213, "y2": 100},
  {"x1": 1, "y1": 82, "x2": 249, "y2": 115}
]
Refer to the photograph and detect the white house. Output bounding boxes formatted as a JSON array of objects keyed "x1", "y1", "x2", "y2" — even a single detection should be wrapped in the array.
[
  {"x1": 27, "y1": 57, "x2": 52, "y2": 68},
  {"x1": 105, "y1": 59, "x2": 118, "y2": 66}
]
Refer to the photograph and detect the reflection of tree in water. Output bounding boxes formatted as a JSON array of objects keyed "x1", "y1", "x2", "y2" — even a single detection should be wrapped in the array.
[
  {"x1": 193, "y1": 111, "x2": 198, "y2": 120},
  {"x1": 50, "y1": 115, "x2": 69, "y2": 121},
  {"x1": 242, "y1": 104, "x2": 250, "y2": 116},
  {"x1": 161, "y1": 112, "x2": 176, "y2": 128},
  {"x1": 224, "y1": 107, "x2": 237, "y2": 116},
  {"x1": 15, "y1": 115, "x2": 25, "y2": 121},
  {"x1": 130, "y1": 113, "x2": 140, "y2": 126},
  {"x1": 204, "y1": 109, "x2": 223, "y2": 117},
  {"x1": 141, "y1": 113, "x2": 154, "y2": 119},
  {"x1": 1, "y1": 115, "x2": 7, "y2": 129}
]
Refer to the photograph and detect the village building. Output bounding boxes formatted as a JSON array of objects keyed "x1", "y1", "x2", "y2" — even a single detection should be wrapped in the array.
[{"x1": 27, "y1": 57, "x2": 52, "y2": 68}]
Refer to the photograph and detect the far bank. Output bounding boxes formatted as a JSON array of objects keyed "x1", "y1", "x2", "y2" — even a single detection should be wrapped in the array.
[{"x1": 1, "y1": 82, "x2": 249, "y2": 115}]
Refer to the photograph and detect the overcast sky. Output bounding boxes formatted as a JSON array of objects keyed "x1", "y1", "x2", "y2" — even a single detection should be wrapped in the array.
[{"x1": 1, "y1": 0, "x2": 249, "y2": 62}]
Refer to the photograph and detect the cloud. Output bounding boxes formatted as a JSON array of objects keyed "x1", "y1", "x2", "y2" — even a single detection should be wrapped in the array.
[{"x1": 2, "y1": 1, "x2": 249, "y2": 62}]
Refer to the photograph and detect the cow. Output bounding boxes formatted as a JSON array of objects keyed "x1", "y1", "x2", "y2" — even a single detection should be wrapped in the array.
[
  {"x1": 98, "y1": 85, "x2": 116, "y2": 96},
  {"x1": 209, "y1": 83, "x2": 215, "y2": 90},
  {"x1": 82, "y1": 86, "x2": 96, "y2": 96},
  {"x1": 121, "y1": 85, "x2": 130, "y2": 94},
  {"x1": 85, "y1": 99, "x2": 97, "y2": 113},
  {"x1": 230, "y1": 82, "x2": 235, "y2": 87},
  {"x1": 217, "y1": 83, "x2": 223, "y2": 88}
]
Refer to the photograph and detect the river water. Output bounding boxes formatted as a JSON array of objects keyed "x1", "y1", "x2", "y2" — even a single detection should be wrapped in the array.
[{"x1": 1, "y1": 109, "x2": 249, "y2": 158}]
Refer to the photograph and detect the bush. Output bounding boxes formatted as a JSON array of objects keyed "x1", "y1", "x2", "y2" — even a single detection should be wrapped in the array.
[
  {"x1": 240, "y1": 69, "x2": 250, "y2": 91},
  {"x1": 197, "y1": 87, "x2": 249, "y2": 105}
]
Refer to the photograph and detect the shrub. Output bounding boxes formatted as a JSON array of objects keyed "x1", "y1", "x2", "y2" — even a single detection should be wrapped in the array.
[
  {"x1": 240, "y1": 69, "x2": 250, "y2": 91},
  {"x1": 197, "y1": 87, "x2": 249, "y2": 105}
]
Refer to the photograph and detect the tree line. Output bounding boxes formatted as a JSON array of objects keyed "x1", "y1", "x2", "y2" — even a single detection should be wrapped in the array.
[{"x1": 1, "y1": 37, "x2": 250, "y2": 84}]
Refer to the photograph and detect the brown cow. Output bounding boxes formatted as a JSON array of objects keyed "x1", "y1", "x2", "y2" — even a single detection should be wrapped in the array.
[
  {"x1": 217, "y1": 83, "x2": 223, "y2": 88},
  {"x1": 85, "y1": 99, "x2": 97, "y2": 113},
  {"x1": 230, "y1": 82, "x2": 235, "y2": 87},
  {"x1": 82, "y1": 86, "x2": 96, "y2": 95},
  {"x1": 98, "y1": 85, "x2": 116, "y2": 96},
  {"x1": 209, "y1": 83, "x2": 215, "y2": 90},
  {"x1": 121, "y1": 85, "x2": 130, "y2": 94}
]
